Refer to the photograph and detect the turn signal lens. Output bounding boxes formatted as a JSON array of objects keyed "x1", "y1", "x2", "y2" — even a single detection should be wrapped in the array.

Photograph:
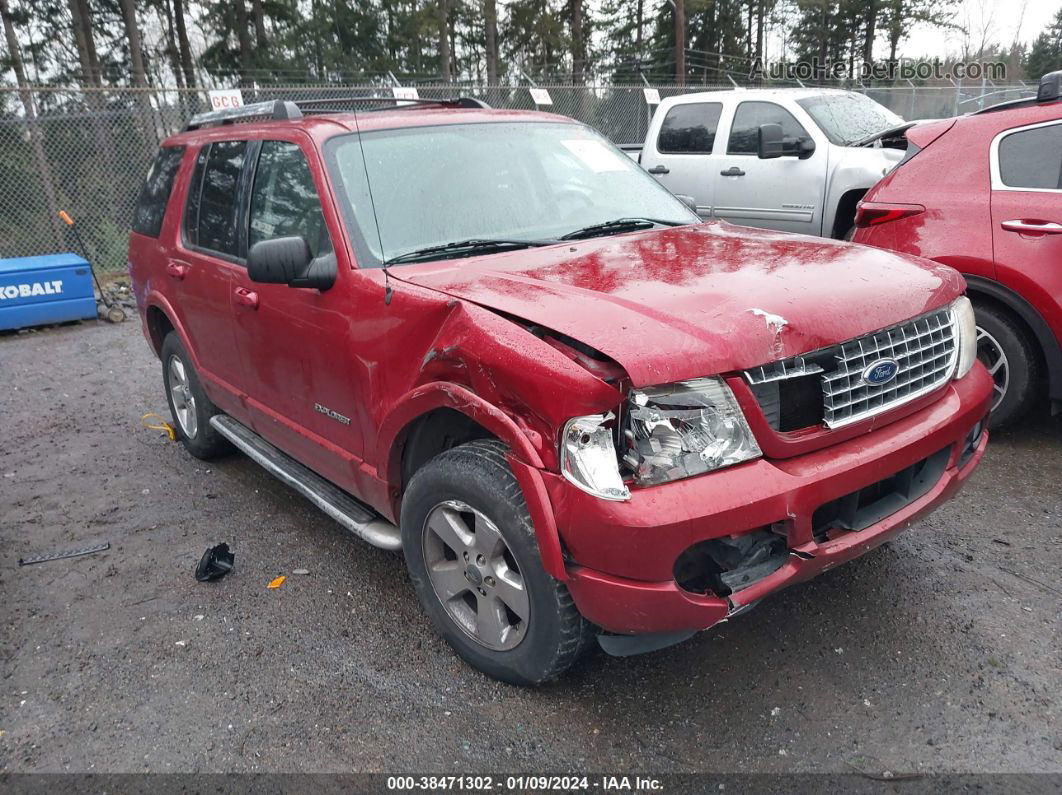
[
  {"x1": 560, "y1": 414, "x2": 630, "y2": 501},
  {"x1": 953, "y1": 296, "x2": 978, "y2": 379}
]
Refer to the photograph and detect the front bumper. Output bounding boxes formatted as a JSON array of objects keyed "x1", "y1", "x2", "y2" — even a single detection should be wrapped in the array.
[{"x1": 548, "y1": 365, "x2": 993, "y2": 636}]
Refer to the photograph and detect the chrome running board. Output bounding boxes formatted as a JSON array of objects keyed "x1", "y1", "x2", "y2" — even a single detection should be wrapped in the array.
[{"x1": 210, "y1": 414, "x2": 402, "y2": 551}]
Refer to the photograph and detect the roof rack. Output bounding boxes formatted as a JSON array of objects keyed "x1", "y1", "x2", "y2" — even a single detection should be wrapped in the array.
[
  {"x1": 183, "y1": 96, "x2": 491, "y2": 131},
  {"x1": 185, "y1": 100, "x2": 302, "y2": 131}
]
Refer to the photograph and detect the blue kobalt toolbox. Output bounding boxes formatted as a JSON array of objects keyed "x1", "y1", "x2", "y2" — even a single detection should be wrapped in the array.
[{"x1": 0, "y1": 253, "x2": 98, "y2": 331}]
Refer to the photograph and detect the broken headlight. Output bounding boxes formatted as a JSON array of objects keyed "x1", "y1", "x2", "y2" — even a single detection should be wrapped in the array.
[
  {"x1": 622, "y1": 377, "x2": 761, "y2": 485},
  {"x1": 560, "y1": 414, "x2": 631, "y2": 501}
]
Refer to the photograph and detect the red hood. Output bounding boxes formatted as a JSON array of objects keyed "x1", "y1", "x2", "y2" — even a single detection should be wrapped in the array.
[{"x1": 394, "y1": 222, "x2": 965, "y2": 387}]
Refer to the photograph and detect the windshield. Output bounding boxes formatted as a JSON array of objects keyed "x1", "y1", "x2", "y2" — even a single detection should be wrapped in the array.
[
  {"x1": 325, "y1": 121, "x2": 698, "y2": 266},
  {"x1": 796, "y1": 93, "x2": 903, "y2": 145}
]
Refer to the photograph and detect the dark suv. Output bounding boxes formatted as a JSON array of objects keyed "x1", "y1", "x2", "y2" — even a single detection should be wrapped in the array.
[{"x1": 129, "y1": 97, "x2": 992, "y2": 684}]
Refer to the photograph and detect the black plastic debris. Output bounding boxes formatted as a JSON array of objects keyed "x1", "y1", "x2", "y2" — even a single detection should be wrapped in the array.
[
  {"x1": 19, "y1": 542, "x2": 110, "y2": 566},
  {"x1": 195, "y1": 542, "x2": 234, "y2": 582}
]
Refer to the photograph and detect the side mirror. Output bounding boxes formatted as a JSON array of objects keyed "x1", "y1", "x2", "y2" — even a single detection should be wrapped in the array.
[
  {"x1": 247, "y1": 236, "x2": 336, "y2": 290},
  {"x1": 758, "y1": 123, "x2": 817, "y2": 160},
  {"x1": 674, "y1": 194, "x2": 698, "y2": 214},
  {"x1": 758, "y1": 123, "x2": 784, "y2": 159}
]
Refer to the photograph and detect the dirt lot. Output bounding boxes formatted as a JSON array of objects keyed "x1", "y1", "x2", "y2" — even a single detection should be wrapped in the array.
[{"x1": 1, "y1": 320, "x2": 1060, "y2": 775}]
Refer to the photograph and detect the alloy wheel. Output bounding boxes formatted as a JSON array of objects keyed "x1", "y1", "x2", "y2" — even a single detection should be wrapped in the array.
[
  {"x1": 976, "y1": 325, "x2": 1009, "y2": 412},
  {"x1": 168, "y1": 355, "x2": 198, "y2": 439},
  {"x1": 422, "y1": 500, "x2": 529, "y2": 651}
]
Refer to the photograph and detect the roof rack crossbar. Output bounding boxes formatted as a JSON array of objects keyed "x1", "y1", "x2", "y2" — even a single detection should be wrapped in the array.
[
  {"x1": 293, "y1": 96, "x2": 491, "y2": 112},
  {"x1": 185, "y1": 99, "x2": 302, "y2": 131}
]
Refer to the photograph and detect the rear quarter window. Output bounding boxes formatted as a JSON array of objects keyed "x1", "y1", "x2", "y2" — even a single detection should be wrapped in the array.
[{"x1": 132, "y1": 146, "x2": 185, "y2": 237}]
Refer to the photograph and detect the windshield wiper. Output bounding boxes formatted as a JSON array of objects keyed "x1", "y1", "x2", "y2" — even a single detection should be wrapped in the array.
[
  {"x1": 559, "y1": 217, "x2": 687, "y2": 241},
  {"x1": 384, "y1": 238, "x2": 556, "y2": 266}
]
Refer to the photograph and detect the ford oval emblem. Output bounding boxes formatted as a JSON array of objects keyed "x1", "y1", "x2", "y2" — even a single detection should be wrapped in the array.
[{"x1": 862, "y1": 359, "x2": 900, "y2": 386}]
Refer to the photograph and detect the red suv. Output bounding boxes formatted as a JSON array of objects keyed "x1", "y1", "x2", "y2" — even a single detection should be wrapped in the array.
[
  {"x1": 129, "y1": 97, "x2": 992, "y2": 684},
  {"x1": 854, "y1": 71, "x2": 1062, "y2": 427}
]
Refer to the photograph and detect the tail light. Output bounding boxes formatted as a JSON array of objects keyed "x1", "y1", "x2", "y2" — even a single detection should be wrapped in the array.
[{"x1": 854, "y1": 202, "x2": 925, "y2": 228}]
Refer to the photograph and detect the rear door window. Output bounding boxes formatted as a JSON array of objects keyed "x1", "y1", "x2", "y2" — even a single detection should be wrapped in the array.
[
  {"x1": 997, "y1": 123, "x2": 1062, "y2": 190},
  {"x1": 727, "y1": 101, "x2": 810, "y2": 155},
  {"x1": 185, "y1": 140, "x2": 248, "y2": 256},
  {"x1": 132, "y1": 146, "x2": 184, "y2": 237},
  {"x1": 249, "y1": 141, "x2": 332, "y2": 258},
  {"x1": 657, "y1": 103, "x2": 723, "y2": 154}
]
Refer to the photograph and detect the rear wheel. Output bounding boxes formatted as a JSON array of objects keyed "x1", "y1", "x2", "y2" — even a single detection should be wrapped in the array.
[
  {"x1": 161, "y1": 332, "x2": 232, "y2": 459},
  {"x1": 973, "y1": 304, "x2": 1040, "y2": 429},
  {"x1": 401, "y1": 439, "x2": 592, "y2": 685}
]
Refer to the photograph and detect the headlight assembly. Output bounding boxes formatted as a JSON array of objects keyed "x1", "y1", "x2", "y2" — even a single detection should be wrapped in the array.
[
  {"x1": 622, "y1": 377, "x2": 761, "y2": 486},
  {"x1": 952, "y1": 295, "x2": 977, "y2": 380}
]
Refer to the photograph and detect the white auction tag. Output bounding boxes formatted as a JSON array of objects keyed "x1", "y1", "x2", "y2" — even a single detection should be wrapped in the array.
[
  {"x1": 393, "y1": 86, "x2": 420, "y2": 105},
  {"x1": 529, "y1": 88, "x2": 553, "y2": 106},
  {"x1": 643, "y1": 88, "x2": 661, "y2": 105},
  {"x1": 208, "y1": 89, "x2": 244, "y2": 111}
]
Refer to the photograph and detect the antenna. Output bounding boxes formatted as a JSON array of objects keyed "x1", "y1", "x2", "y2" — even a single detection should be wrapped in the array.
[{"x1": 349, "y1": 104, "x2": 392, "y2": 304}]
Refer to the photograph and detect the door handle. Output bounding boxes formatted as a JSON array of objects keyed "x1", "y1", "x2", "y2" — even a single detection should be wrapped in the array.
[
  {"x1": 647, "y1": 165, "x2": 670, "y2": 175},
  {"x1": 1001, "y1": 219, "x2": 1062, "y2": 235},
  {"x1": 166, "y1": 260, "x2": 190, "y2": 280},
  {"x1": 234, "y1": 287, "x2": 259, "y2": 309},
  {"x1": 720, "y1": 167, "x2": 746, "y2": 177}
]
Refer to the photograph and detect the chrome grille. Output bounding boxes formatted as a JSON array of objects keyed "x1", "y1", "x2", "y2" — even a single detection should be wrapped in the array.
[{"x1": 743, "y1": 308, "x2": 958, "y2": 431}]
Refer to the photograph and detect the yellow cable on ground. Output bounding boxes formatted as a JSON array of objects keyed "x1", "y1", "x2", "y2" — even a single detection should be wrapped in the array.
[{"x1": 141, "y1": 412, "x2": 177, "y2": 441}]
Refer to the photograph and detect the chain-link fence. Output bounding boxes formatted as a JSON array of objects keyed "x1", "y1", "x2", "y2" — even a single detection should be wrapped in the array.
[{"x1": 0, "y1": 81, "x2": 1033, "y2": 272}]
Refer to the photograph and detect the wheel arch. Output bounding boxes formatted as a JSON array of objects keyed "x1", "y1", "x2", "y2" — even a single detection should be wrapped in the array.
[
  {"x1": 379, "y1": 383, "x2": 568, "y2": 580},
  {"x1": 964, "y1": 275, "x2": 1062, "y2": 404}
]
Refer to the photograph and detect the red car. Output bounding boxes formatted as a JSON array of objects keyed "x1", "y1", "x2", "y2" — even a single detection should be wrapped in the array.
[
  {"x1": 854, "y1": 71, "x2": 1062, "y2": 427},
  {"x1": 129, "y1": 97, "x2": 991, "y2": 684}
]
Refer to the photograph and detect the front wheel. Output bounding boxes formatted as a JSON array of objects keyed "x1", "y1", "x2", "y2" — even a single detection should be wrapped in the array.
[{"x1": 401, "y1": 440, "x2": 592, "y2": 685}]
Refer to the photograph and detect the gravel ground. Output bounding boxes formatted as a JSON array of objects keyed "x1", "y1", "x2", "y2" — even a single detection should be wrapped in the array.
[{"x1": 1, "y1": 320, "x2": 1059, "y2": 775}]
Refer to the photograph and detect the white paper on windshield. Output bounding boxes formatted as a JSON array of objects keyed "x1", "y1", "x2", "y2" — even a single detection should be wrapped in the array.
[{"x1": 561, "y1": 138, "x2": 628, "y2": 173}]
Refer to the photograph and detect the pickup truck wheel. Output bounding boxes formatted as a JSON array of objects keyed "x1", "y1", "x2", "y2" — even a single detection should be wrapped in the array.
[
  {"x1": 401, "y1": 439, "x2": 592, "y2": 685},
  {"x1": 974, "y1": 304, "x2": 1040, "y2": 429},
  {"x1": 160, "y1": 332, "x2": 232, "y2": 459}
]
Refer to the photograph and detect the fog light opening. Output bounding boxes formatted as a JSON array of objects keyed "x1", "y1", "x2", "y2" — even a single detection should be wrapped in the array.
[{"x1": 674, "y1": 526, "x2": 789, "y2": 597}]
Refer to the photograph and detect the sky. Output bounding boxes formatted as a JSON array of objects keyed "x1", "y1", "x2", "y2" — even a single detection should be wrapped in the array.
[{"x1": 899, "y1": 0, "x2": 1058, "y2": 59}]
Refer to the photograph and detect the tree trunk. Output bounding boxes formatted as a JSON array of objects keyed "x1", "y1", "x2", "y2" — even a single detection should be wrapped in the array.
[
  {"x1": 160, "y1": 0, "x2": 186, "y2": 89},
  {"x1": 173, "y1": 0, "x2": 197, "y2": 89},
  {"x1": 117, "y1": 0, "x2": 149, "y2": 88},
  {"x1": 1, "y1": 0, "x2": 64, "y2": 249},
  {"x1": 234, "y1": 0, "x2": 253, "y2": 86},
  {"x1": 251, "y1": 0, "x2": 268, "y2": 50},
  {"x1": 863, "y1": 0, "x2": 876, "y2": 65},
  {"x1": 484, "y1": 0, "x2": 498, "y2": 83},
  {"x1": 674, "y1": 0, "x2": 685, "y2": 86},
  {"x1": 569, "y1": 0, "x2": 584, "y2": 85},
  {"x1": 438, "y1": 0, "x2": 451, "y2": 81},
  {"x1": 68, "y1": 0, "x2": 100, "y2": 85}
]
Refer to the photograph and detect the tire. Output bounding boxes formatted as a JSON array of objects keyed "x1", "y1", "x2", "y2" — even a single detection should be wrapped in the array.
[
  {"x1": 160, "y1": 331, "x2": 232, "y2": 459},
  {"x1": 401, "y1": 439, "x2": 592, "y2": 685},
  {"x1": 973, "y1": 303, "x2": 1041, "y2": 429}
]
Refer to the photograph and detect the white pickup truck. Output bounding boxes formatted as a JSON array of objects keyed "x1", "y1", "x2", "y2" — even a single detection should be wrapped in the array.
[{"x1": 623, "y1": 88, "x2": 914, "y2": 239}]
